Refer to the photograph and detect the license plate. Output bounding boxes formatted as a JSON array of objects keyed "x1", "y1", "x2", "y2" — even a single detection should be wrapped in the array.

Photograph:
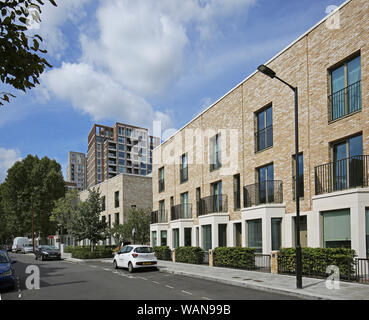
[{"x1": 142, "y1": 262, "x2": 152, "y2": 265}]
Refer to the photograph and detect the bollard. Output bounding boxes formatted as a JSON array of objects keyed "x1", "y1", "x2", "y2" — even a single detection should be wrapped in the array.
[
  {"x1": 172, "y1": 249, "x2": 176, "y2": 263},
  {"x1": 209, "y1": 249, "x2": 214, "y2": 267}
]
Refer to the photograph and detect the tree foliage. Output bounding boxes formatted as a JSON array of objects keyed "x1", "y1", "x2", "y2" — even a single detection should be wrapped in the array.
[
  {"x1": 0, "y1": 0, "x2": 57, "y2": 105},
  {"x1": 123, "y1": 208, "x2": 151, "y2": 245},
  {"x1": 68, "y1": 188, "x2": 107, "y2": 251},
  {"x1": 1, "y1": 154, "x2": 65, "y2": 241}
]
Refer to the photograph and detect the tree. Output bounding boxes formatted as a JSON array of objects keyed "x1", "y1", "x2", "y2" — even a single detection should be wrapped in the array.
[
  {"x1": 0, "y1": 0, "x2": 57, "y2": 106},
  {"x1": 0, "y1": 183, "x2": 12, "y2": 244},
  {"x1": 123, "y1": 208, "x2": 151, "y2": 245},
  {"x1": 51, "y1": 189, "x2": 79, "y2": 244},
  {"x1": 2, "y1": 154, "x2": 65, "y2": 242},
  {"x1": 68, "y1": 188, "x2": 107, "y2": 251}
]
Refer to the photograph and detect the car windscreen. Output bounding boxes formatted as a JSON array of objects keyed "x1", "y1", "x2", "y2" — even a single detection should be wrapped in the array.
[
  {"x1": 134, "y1": 247, "x2": 154, "y2": 253},
  {"x1": 0, "y1": 251, "x2": 10, "y2": 263},
  {"x1": 25, "y1": 244, "x2": 33, "y2": 247},
  {"x1": 40, "y1": 246, "x2": 57, "y2": 250}
]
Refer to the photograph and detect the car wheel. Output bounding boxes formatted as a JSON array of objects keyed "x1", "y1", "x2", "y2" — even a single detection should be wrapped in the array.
[
  {"x1": 128, "y1": 262, "x2": 134, "y2": 273},
  {"x1": 113, "y1": 260, "x2": 118, "y2": 269}
]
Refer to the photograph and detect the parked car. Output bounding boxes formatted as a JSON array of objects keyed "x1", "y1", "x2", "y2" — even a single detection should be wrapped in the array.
[
  {"x1": 0, "y1": 250, "x2": 17, "y2": 291},
  {"x1": 22, "y1": 244, "x2": 34, "y2": 254},
  {"x1": 34, "y1": 245, "x2": 61, "y2": 261},
  {"x1": 113, "y1": 245, "x2": 157, "y2": 272},
  {"x1": 12, "y1": 237, "x2": 29, "y2": 253}
]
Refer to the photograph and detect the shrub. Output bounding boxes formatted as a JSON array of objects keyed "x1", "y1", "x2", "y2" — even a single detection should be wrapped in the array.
[
  {"x1": 213, "y1": 247, "x2": 256, "y2": 269},
  {"x1": 68, "y1": 246, "x2": 113, "y2": 259},
  {"x1": 175, "y1": 247, "x2": 204, "y2": 264},
  {"x1": 154, "y1": 246, "x2": 172, "y2": 261},
  {"x1": 278, "y1": 247, "x2": 356, "y2": 279}
]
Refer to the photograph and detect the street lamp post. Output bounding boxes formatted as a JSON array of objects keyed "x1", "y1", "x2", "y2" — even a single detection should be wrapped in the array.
[{"x1": 257, "y1": 64, "x2": 303, "y2": 289}]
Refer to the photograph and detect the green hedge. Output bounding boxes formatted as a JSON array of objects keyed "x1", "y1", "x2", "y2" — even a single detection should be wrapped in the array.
[
  {"x1": 278, "y1": 247, "x2": 357, "y2": 279},
  {"x1": 213, "y1": 247, "x2": 256, "y2": 269},
  {"x1": 154, "y1": 246, "x2": 172, "y2": 261},
  {"x1": 66, "y1": 246, "x2": 114, "y2": 259},
  {"x1": 175, "y1": 247, "x2": 204, "y2": 264}
]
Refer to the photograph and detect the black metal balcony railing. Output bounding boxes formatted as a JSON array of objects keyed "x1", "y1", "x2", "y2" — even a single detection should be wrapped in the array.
[
  {"x1": 198, "y1": 194, "x2": 228, "y2": 216},
  {"x1": 158, "y1": 178, "x2": 165, "y2": 193},
  {"x1": 255, "y1": 125, "x2": 273, "y2": 152},
  {"x1": 151, "y1": 210, "x2": 168, "y2": 224},
  {"x1": 314, "y1": 155, "x2": 369, "y2": 195},
  {"x1": 243, "y1": 180, "x2": 283, "y2": 208},
  {"x1": 328, "y1": 80, "x2": 361, "y2": 122},
  {"x1": 171, "y1": 203, "x2": 192, "y2": 221},
  {"x1": 180, "y1": 167, "x2": 188, "y2": 183}
]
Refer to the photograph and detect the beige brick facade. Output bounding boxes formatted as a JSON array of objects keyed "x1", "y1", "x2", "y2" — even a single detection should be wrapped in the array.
[{"x1": 151, "y1": 0, "x2": 369, "y2": 257}]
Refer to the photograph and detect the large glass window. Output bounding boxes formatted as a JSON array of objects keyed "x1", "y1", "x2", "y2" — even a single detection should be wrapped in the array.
[
  {"x1": 202, "y1": 225, "x2": 212, "y2": 251},
  {"x1": 330, "y1": 55, "x2": 361, "y2": 121},
  {"x1": 180, "y1": 153, "x2": 188, "y2": 183},
  {"x1": 247, "y1": 219, "x2": 262, "y2": 253},
  {"x1": 256, "y1": 105, "x2": 273, "y2": 152},
  {"x1": 211, "y1": 181, "x2": 223, "y2": 212},
  {"x1": 233, "y1": 174, "x2": 241, "y2": 210},
  {"x1": 323, "y1": 209, "x2": 351, "y2": 248},
  {"x1": 173, "y1": 229, "x2": 179, "y2": 249},
  {"x1": 159, "y1": 200, "x2": 165, "y2": 222},
  {"x1": 218, "y1": 224, "x2": 227, "y2": 247},
  {"x1": 271, "y1": 218, "x2": 282, "y2": 251},
  {"x1": 210, "y1": 133, "x2": 222, "y2": 171},
  {"x1": 161, "y1": 231, "x2": 167, "y2": 246},
  {"x1": 181, "y1": 192, "x2": 189, "y2": 218},
  {"x1": 152, "y1": 231, "x2": 157, "y2": 247},
  {"x1": 184, "y1": 228, "x2": 192, "y2": 247},
  {"x1": 258, "y1": 163, "x2": 274, "y2": 204},
  {"x1": 114, "y1": 191, "x2": 119, "y2": 208},
  {"x1": 159, "y1": 167, "x2": 165, "y2": 192}
]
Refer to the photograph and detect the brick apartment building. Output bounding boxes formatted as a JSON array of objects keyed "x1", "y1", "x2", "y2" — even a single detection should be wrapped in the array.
[
  {"x1": 67, "y1": 151, "x2": 87, "y2": 191},
  {"x1": 86, "y1": 122, "x2": 160, "y2": 188},
  {"x1": 150, "y1": 0, "x2": 369, "y2": 258}
]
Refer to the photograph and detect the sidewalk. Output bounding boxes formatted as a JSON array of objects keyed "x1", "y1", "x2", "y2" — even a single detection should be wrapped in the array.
[
  {"x1": 156, "y1": 260, "x2": 369, "y2": 300},
  {"x1": 62, "y1": 254, "x2": 369, "y2": 300}
]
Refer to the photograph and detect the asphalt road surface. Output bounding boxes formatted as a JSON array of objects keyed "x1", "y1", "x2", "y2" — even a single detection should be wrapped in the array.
[{"x1": 1, "y1": 253, "x2": 301, "y2": 300}]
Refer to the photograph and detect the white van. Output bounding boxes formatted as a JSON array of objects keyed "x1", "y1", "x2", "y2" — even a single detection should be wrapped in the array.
[{"x1": 12, "y1": 237, "x2": 29, "y2": 253}]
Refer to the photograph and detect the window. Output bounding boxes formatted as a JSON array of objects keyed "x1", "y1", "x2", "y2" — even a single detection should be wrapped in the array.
[
  {"x1": 102, "y1": 196, "x2": 106, "y2": 211},
  {"x1": 173, "y1": 229, "x2": 179, "y2": 249},
  {"x1": 196, "y1": 187, "x2": 201, "y2": 216},
  {"x1": 329, "y1": 55, "x2": 361, "y2": 121},
  {"x1": 247, "y1": 219, "x2": 262, "y2": 253},
  {"x1": 114, "y1": 191, "x2": 119, "y2": 208},
  {"x1": 332, "y1": 134, "x2": 363, "y2": 190},
  {"x1": 108, "y1": 214, "x2": 111, "y2": 228},
  {"x1": 202, "y1": 225, "x2": 212, "y2": 251},
  {"x1": 115, "y1": 213, "x2": 119, "y2": 225},
  {"x1": 255, "y1": 105, "x2": 273, "y2": 152},
  {"x1": 181, "y1": 192, "x2": 189, "y2": 218},
  {"x1": 235, "y1": 223, "x2": 242, "y2": 247},
  {"x1": 292, "y1": 153, "x2": 304, "y2": 199},
  {"x1": 158, "y1": 167, "x2": 165, "y2": 192},
  {"x1": 218, "y1": 224, "x2": 227, "y2": 247},
  {"x1": 211, "y1": 180, "x2": 223, "y2": 213},
  {"x1": 257, "y1": 163, "x2": 274, "y2": 204},
  {"x1": 161, "y1": 231, "x2": 167, "y2": 246},
  {"x1": 180, "y1": 153, "x2": 188, "y2": 183},
  {"x1": 152, "y1": 231, "x2": 157, "y2": 247},
  {"x1": 271, "y1": 218, "x2": 282, "y2": 251},
  {"x1": 322, "y1": 209, "x2": 351, "y2": 248},
  {"x1": 210, "y1": 133, "x2": 222, "y2": 171},
  {"x1": 119, "y1": 144, "x2": 124, "y2": 151},
  {"x1": 233, "y1": 174, "x2": 241, "y2": 210},
  {"x1": 159, "y1": 200, "x2": 165, "y2": 222},
  {"x1": 184, "y1": 228, "x2": 192, "y2": 247}
]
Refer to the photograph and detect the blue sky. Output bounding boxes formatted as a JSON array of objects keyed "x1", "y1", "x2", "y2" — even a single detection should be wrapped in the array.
[{"x1": 0, "y1": 0, "x2": 345, "y2": 180}]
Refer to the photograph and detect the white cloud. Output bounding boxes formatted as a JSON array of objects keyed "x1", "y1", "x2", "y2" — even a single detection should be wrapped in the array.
[{"x1": 0, "y1": 148, "x2": 22, "y2": 182}]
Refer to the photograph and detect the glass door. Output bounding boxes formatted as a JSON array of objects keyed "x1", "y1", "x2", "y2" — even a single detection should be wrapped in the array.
[
  {"x1": 258, "y1": 164, "x2": 274, "y2": 204},
  {"x1": 212, "y1": 181, "x2": 222, "y2": 212}
]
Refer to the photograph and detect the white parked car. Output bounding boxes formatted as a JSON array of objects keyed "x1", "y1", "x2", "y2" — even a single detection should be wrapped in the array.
[
  {"x1": 22, "y1": 244, "x2": 34, "y2": 254},
  {"x1": 113, "y1": 245, "x2": 157, "y2": 273},
  {"x1": 12, "y1": 237, "x2": 29, "y2": 253}
]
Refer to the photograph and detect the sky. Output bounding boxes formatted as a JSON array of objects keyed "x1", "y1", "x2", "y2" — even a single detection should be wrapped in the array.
[{"x1": 0, "y1": 0, "x2": 346, "y2": 181}]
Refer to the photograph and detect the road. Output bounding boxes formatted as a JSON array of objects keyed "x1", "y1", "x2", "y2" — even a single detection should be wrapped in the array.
[{"x1": 1, "y1": 253, "x2": 301, "y2": 300}]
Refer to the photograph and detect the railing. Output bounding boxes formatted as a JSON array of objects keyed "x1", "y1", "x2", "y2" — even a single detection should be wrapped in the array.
[
  {"x1": 180, "y1": 167, "x2": 188, "y2": 183},
  {"x1": 243, "y1": 180, "x2": 283, "y2": 208},
  {"x1": 254, "y1": 253, "x2": 271, "y2": 273},
  {"x1": 255, "y1": 125, "x2": 273, "y2": 152},
  {"x1": 198, "y1": 194, "x2": 228, "y2": 216},
  {"x1": 158, "y1": 178, "x2": 165, "y2": 193},
  {"x1": 356, "y1": 258, "x2": 369, "y2": 284},
  {"x1": 314, "y1": 155, "x2": 369, "y2": 195},
  {"x1": 328, "y1": 80, "x2": 361, "y2": 122},
  {"x1": 151, "y1": 210, "x2": 168, "y2": 224},
  {"x1": 171, "y1": 203, "x2": 193, "y2": 221}
]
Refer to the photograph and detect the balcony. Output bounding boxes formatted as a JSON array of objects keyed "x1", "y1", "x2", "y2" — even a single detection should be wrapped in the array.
[
  {"x1": 198, "y1": 194, "x2": 228, "y2": 216},
  {"x1": 171, "y1": 203, "x2": 192, "y2": 221},
  {"x1": 314, "y1": 155, "x2": 369, "y2": 195},
  {"x1": 243, "y1": 180, "x2": 283, "y2": 208},
  {"x1": 151, "y1": 210, "x2": 168, "y2": 224},
  {"x1": 328, "y1": 80, "x2": 361, "y2": 122}
]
